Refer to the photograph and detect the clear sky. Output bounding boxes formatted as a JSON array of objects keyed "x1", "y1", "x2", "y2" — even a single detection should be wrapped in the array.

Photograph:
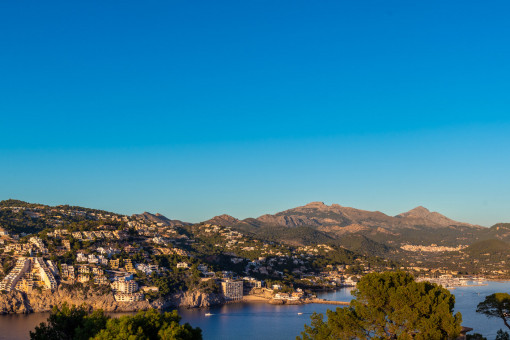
[{"x1": 1, "y1": 1, "x2": 509, "y2": 226}]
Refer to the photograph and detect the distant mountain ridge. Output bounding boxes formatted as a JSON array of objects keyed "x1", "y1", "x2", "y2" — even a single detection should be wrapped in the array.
[
  {"x1": 198, "y1": 202, "x2": 486, "y2": 254},
  {"x1": 203, "y1": 202, "x2": 478, "y2": 230}
]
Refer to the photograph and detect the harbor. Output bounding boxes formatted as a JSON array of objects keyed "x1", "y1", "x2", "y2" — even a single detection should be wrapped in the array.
[{"x1": 415, "y1": 276, "x2": 489, "y2": 289}]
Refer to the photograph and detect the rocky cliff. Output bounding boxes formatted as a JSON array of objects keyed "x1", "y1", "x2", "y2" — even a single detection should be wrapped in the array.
[
  {"x1": 0, "y1": 288, "x2": 224, "y2": 314},
  {"x1": 153, "y1": 291, "x2": 225, "y2": 310}
]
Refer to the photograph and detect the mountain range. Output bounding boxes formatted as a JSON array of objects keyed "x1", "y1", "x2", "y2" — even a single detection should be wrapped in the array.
[
  {"x1": 204, "y1": 202, "x2": 478, "y2": 230},
  {"x1": 132, "y1": 202, "x2": 510, "y2": 257},
  {"x1": 2, "y1": 198, "x2": 510, "y2": 263}
]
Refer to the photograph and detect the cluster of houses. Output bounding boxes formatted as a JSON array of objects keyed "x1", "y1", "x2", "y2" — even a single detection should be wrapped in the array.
[
  {"x1": 3, "y1": 243, "x2": 35, "y2": 256},
  {"x1": 273, "y1": 289, "x2": 305, "y2": 301},
  {"x1": 76, "y1": 252, "x2": 109, "y2": 266},
  {"x1": 128, "y1": 218, "x2": 187, "y2": 241},
  {"x1": 2, "y1": 257, "x2": 148, "y2": 302},
  {"x1": 47, "y1": 228, "x2": 126, "y2": 241},
  {"x1": 297, "y1": 244, "x2": 335, "y2": 254},
  {"x1": 0, "y1": 206, "x2": 395, "y2": 307},
  {"x1": 199, "y1": 225, "x2": 290, "y2": 258},
  {"x1": 29, "y1": 237, "x2": 48, "y2": 254}
]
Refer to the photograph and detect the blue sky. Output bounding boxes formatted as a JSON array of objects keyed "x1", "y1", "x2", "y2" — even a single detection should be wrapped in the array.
[{"x1": 1, "y1": 1, "x2": 509, "y2": 226}]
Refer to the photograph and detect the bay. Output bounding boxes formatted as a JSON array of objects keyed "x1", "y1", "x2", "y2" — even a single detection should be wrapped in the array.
[{"x1": 1, "y1": 281, "x2": 509, "y2": 340}]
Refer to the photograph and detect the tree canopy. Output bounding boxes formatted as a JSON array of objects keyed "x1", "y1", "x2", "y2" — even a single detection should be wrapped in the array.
[
  {"x1": 30, "y1": 303, "x2": 108, "y2": 340},
  {"x1": 92, "y1": 309, "x2": 202, "y2": 340},
  {"x1": 298, "y1": 271, "x2": 462, "y2": 340},
  {"x1": 30, "y1": 304, "x2": 201, "y2": 340},
  {"x1": 476, "y1": 293, "x2": 510, "y2": 330}
]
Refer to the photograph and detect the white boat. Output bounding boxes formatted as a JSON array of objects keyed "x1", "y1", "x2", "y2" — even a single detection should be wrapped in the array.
[
  {"x1": 205, "y1": 313, "x2": 213, "y2": 316},
  {"x1": 297, "y1": 312, "x2": 303, "y2": 315}
]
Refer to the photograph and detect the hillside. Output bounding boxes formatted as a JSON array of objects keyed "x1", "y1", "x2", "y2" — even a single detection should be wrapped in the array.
[
  {"x1": 0, "y1": 199, "x2": 118, "y2": 234},
  {"x1": 464, "y1": 239, "x2": 510, "y2": 256},
  {"x1": 2, "y1": 199, "x2": 510, "y2": 276},
  {"x1": 477, "y1": 223, "x2": 510, "y2": 243}
]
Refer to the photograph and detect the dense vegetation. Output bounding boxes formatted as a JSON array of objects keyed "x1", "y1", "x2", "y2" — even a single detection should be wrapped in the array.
[
  {"x1": 30, "y1": 304, "x2": 201, "y2": 340},
  {"x1": 465, "y1": 239, "x2": 510, "y2": 257},
  {"x1": 298, "y1": 272, "x2": 462, "y2": 339},
  {"x1": 335, "y1": 234, "x2": 392, "y2": 257}
]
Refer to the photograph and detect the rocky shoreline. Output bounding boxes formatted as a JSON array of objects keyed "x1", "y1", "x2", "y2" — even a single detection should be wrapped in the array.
[
  {"x1": 0, "y1": 288, "x2": 225, "y2": 314},
  {"x1": 0, "y1": 286, "x2": 350, "y2": 314}
]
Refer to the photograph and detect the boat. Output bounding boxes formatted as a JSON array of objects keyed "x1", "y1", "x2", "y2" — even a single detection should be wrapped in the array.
[
  {"x1": 205, "y1": 313, "x2": 213, "y2": 316},
  {"x1": 297, "y1": 312, "x2": 303, "y2": 315}
]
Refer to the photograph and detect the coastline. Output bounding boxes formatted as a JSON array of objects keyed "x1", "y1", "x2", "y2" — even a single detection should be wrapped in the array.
[
  {"x1": 0, "y1": 288, "x2": 225, "y2": 315},
  {"x1": 0, "y1": 285, "x2": 350, "y2": 315},
  {"x1": 7, "y1": 278, "x2": 505, "y2": 315},
  {"x1": 5, "y1": 278, "x2": 507, "y2": 315},
  {"x1": 241, "y1": 294, "x2": 349, "y2": 306}
]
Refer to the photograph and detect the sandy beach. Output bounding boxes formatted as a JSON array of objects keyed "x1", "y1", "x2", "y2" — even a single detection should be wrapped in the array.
[{"x1": 242, "y1": 295, "x2": 271, "y2": 303}]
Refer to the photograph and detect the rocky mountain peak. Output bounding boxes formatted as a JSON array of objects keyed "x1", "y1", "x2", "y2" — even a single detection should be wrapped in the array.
[
  {"x1": 400, "y1": 206, "x2": 431, "y2": 218},
  {"x1": 205, "y1": 214, "x2": 239, "y2": 226},
  {"x1": 304, "y1": 202, "x2": 328, "y2": 208},
  {"x1": 396, "y1": 206, "x2": 472, "y2": 227}
]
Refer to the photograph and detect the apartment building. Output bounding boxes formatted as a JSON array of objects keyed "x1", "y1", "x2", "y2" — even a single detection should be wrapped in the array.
[
  {"x1": 114, "y1": 292, "x2": 144, "y2": 302},
  {"x1": 220, "y1": 279, "x2": 243, "y2": 301},
  {"x1": 0, "y1": 257, "x2": 56, "y2": 292},
  {"x1": 34, "y1": 257, "x2": 57, "y2": 290},
  {"x1": 0, "y1": 257, "x2": 30, "y2": 292},
  {"x1": 111, "y1": 278, "x2": 139, "y2": 294},
  {"x1": 109, "y1": 259, "x2": 120, "y2": 269},
  {"x1": 124, "y1": 259, "x2": 135, "y2": 273}
]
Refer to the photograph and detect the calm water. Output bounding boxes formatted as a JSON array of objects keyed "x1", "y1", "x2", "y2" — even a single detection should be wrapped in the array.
[{"x1": 1, "y1": 281, "x2": 509, "y2": 340}]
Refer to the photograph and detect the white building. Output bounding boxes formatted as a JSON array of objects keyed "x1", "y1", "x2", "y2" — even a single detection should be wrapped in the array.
[
  {"x1": 114, "y1": 292, "x2": 144, "y2": 302},
  {"x1": 220, "y1": 279, "x2": 243, "y2": 301},
  {"x1": 34, "y1": 257, "x2": 57, "y2": 290},
  {"x1": 77, "y1": 253, "x2": 88, "y2": 263},
  {"x1": 111, "y1": 279, "x2": 138, "y2": 294},
  {"x1": 88, "y1": 254, "x2": 99, "y2": 264}
]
